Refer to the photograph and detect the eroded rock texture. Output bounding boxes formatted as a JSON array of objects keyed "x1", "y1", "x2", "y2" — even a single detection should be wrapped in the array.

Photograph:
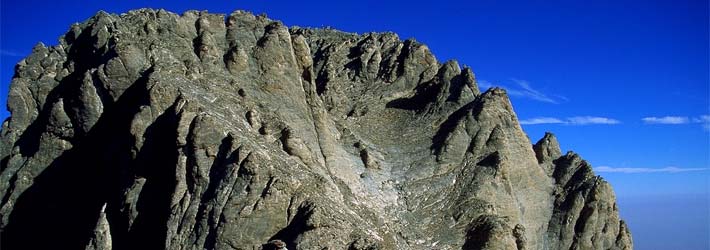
[{"x1": 0, "y1": 9, "x2": 632, "y2": 250}]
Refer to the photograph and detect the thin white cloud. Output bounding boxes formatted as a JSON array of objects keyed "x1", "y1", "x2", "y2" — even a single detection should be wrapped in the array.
[
  {"x1": 595, "y1": 166, "x2": 708, "y2": 174},
  {"x1": 478, "y1": 79, "x2": 564, "y2": 104},
  {"x1": 642, "y1": 115, "x2": 710, "y2": 131},
  {"x1": 509, "y1": 79, "x2": 559, "y2": 103},
  {"x1": 0, "y1": 49, "x2": 24, "y2": 57},
  {"x1": 693, "y1": 115, "x2": 710, "y2": 123},
  {"x1": 642, "y1": 116, "x2": 689, "y2": 124},
  {"x1": 519, "y1": 117, "x2": 565, "y2": 125},
  {"x1": 693, "y1": 115, "x2": 710, "y2": 131},
  {"x1": 567, "y1": 116, "x2": 621, "y2": 125},
  {"x1": 520, "y1": 116, "x2": 621, "y2": 125}
]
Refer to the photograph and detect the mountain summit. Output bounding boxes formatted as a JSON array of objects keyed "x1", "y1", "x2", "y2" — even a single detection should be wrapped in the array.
[{"x1": 0, "y1": 9, "x2": 631, "y2": 250}]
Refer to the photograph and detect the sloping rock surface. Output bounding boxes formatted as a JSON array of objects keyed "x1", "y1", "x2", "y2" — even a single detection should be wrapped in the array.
[{"x1": 0, "y1": 9, "x2": 632, "y2": 250}]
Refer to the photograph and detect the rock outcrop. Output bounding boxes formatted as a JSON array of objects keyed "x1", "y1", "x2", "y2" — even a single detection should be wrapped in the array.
[{"x1": 0, "y1": 9, "x2": 631, "y2": 250}]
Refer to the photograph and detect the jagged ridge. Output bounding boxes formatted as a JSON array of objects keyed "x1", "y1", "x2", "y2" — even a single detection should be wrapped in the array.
[{"x1": 0, "y1": 9, "x2": 631, "y2": 250}]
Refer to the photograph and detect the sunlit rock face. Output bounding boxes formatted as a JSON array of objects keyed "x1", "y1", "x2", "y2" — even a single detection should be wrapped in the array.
[{"x1": 0, "y1": 9, "x2": 631, "y2": 250}]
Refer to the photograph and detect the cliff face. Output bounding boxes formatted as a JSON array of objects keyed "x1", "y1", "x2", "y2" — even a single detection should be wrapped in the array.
[{"x1": 0, "y1": 9, "x2": 631, "y2": 250}]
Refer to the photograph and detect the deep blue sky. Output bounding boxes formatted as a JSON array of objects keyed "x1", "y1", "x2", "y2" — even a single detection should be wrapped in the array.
[{"x1": 1, "y1": 0, "x2": 708, "y2": 249}]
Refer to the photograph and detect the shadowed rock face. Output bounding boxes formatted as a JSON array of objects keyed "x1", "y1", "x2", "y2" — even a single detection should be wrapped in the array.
[{"x1": 0, "y1": 9, "x2": 632, "y2": 250}]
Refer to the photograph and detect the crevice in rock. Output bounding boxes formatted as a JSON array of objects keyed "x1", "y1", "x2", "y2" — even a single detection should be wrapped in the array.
[
  {"x1": 200, "y1": 135, "x2": 240, "y2": 250},
  {"x1": 477, "y1": 152, "x2": 501, "y2": 168},
  {"x1": 446, "y1": 73, "x2": 467, "y2": 102},
  {"x1": 269, "y1": 203, "x2": 316, "y2": 250},
  {"x1": 0, "y1": 173, "x2": 18, "y2": 211},
  {"x1": 385, "y1": 78, "x2": 442, "y2": 111},
  {"x1": 393, "y1": 40, "x2": 413, "y2": 79},
  {"x1": 122, "y1": 92, "x2": 181, "y2": 250},
  {"x1": 431, "y1": 102, "x2": 474, "y2": 159},
  {"x1": 314, "y1": 49, "x2": 329, "y2": 96}
]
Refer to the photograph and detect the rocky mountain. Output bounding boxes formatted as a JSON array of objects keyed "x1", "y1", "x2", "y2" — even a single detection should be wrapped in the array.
[{"x1": 0, "y1": 9, "x2": 632, "y2": 250}]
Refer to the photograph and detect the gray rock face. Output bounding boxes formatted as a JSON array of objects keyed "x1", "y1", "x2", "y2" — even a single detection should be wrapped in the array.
[{"x1": 0, "y1": 9, "x2": 632, "y2": 250}]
